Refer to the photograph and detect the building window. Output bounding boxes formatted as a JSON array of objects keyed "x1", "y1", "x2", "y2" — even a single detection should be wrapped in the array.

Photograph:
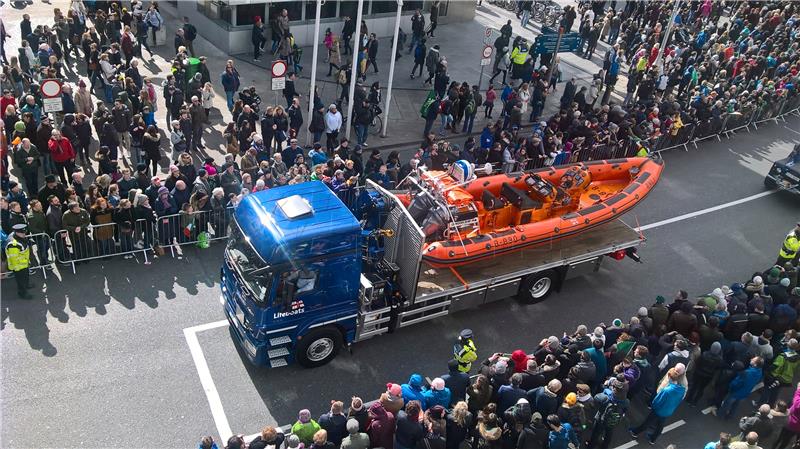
[
  {"x1": 402, "y1": 0, "x2": 423, "y2": 12},
  {"x1": 304, "y1": 0, "x2": 338, "y2": 21},
  {"x1": 237, "y1": 3, "x2": 266, "y2": 26},
  {"x1": 269, "y1": 2, "x2": 303, "y2": 23},
  {"x1": 339, "y1": 1, "x2": 359, "y2": 19},
  {"x1": 371, "y1": 0, "x2": 399, "y2": 15}
]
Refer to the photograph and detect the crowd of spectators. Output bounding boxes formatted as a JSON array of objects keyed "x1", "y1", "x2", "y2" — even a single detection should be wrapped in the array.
[
  {"x1": 198, "y1": 261, "x2": 800, "y2": 449},
  {"x1": 3, "y1": 0, "x2": 800, "y2": 265}
]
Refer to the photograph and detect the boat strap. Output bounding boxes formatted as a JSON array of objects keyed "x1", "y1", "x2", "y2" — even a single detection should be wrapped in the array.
[{"x1": 449, "y1": 266, "x2": 469, "y2": 290}]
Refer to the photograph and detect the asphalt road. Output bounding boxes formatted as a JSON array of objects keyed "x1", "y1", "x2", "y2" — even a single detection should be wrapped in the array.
[{"x1": 2, "y1": 115, "x2": 799, "y2": 447}]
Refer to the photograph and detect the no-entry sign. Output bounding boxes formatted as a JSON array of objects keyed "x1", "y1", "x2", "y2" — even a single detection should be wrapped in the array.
[{"x1": 40, "y1": 79, "x2": 62, "y2": 98}]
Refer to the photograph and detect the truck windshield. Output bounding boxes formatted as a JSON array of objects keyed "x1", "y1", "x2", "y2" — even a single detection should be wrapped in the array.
[{"x1": 226, "y1": 219, "x2": 271, "y2": 303}]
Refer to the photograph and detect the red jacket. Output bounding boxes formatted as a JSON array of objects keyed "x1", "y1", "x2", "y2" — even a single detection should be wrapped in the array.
[
  {"x1": 0, "y1": 96, "x2": 16, "y2": 117},
  {"x1": 49, "y1": 137, "x2": 76, "y2": 163}
]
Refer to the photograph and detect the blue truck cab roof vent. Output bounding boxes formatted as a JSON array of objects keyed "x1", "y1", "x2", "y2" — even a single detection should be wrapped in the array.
[{"x1": 277, "y1": 195, "x2": 314, "y2": 219}]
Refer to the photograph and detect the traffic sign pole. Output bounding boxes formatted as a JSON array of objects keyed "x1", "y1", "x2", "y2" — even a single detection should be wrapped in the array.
[{"x1": 545, "y1": 27, "x2": 564, "y2": 85}]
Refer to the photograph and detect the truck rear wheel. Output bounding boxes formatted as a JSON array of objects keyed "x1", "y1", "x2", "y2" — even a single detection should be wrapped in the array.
[
  {"x1": 296, "y1": 328, "x2": 343, "y2": 368},
  {"x1": 517, "y1": 270, "x2": 557, "y2": 304}
]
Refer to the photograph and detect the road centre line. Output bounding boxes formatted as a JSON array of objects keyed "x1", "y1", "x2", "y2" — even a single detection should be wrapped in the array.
[
  {"x1": 662, "y1": 419, "x2": 687, "y2": 433},
  {"x1": 637, "y1": 191, "x2": 778, "y2": 232},
  {"x1": 184, "y1": 325, "x2": 233, "y2": 443}
]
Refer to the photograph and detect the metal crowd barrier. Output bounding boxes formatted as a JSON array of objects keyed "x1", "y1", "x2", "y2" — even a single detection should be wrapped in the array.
[
  {"x1": 53, "y1": 219, "x2": 154, "y2": 274},
  {"x1": 156, "y1": 208, "x2": 233, "y2": 257}
]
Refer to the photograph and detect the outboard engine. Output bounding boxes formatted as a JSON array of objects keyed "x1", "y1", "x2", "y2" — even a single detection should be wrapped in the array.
[
  {"x1": 421, "y1": 205, "x2": 449, "y2": 239},
  {"x1": 407, "y1": 191, "x2": 435, "y2": 223}
]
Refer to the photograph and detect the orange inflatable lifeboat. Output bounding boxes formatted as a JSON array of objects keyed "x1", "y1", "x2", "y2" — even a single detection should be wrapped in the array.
[{"x1": 400, "y1": 157, "x2": 663, "y2": 267}]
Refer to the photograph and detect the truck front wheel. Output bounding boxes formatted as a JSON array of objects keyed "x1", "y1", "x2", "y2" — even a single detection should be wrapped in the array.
[
  {"x1": 296, "y1": 328, "x2": 343, "y2": 368},
  {"x1": 764, "y1": 176, "x2": 778, "y2": 189},
  {"x1": 517, "y1": 270, "x2": 558, "y2": 304}
]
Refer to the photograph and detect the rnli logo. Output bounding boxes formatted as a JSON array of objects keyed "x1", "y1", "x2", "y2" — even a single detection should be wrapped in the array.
[{"x1": 273, "y1": 300, "x2": 306, "y2": 319}]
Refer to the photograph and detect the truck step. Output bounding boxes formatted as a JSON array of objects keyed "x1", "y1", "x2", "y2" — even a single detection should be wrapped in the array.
[
  {"x1": 269, "y1": 335, "x2": 292, "y2": 346},
  {"x1": 269, "y1": 358, "x2": 288, "y2": 368},
  {"x1": 267, "y1": 347, "x2": 291, "y2": 359},
  {"x1": 355, "y1": 327, "x2": 390, "y2": 341}
]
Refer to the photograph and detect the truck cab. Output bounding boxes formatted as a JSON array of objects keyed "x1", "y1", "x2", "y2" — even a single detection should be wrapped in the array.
[
  {"x1": 765, "y1": 144, "x2": 800, "y2": 195},
  {"x1": 221, "y1": 182, "x2": 362, "y2": 367}
]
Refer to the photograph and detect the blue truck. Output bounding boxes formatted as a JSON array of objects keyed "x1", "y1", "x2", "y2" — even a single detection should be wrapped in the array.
[
  {"x1": 765, "y1": 144, "x2": 800, "y2": 194},
  {"x1": 221, "y1": 179, "x2": 644, "y2": 368}
]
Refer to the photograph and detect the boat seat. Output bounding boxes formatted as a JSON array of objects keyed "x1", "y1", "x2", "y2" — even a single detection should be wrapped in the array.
[
  {"x1": 501, "y1": 183, "x2": 542, "y2": 210},
  {"x1": 482, "y1": 189, "x2": 506, "y2": 211}
]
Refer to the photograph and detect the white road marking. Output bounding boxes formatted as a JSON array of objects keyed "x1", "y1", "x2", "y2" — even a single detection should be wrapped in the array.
[
  {"x1": 186, "y1": 319, "x2": 228, "y2": 333},
  {"x1": 638, "y1": 191, "x2": 778, "y2": 231},
  {"x1": 662, "y1": 419, "x2": 686, "y2": 433},
  {"x1": 613, "y1": 441, "x2": 638, "y2": 449},
  {"x1": 184, "y1": 325, "x2": 233, "y2": 443},
  {"x1": 702, "y1": 406, "x2": 714, "y2": 415}
]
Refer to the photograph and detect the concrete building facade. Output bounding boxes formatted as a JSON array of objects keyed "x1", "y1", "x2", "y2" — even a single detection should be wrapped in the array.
[{"x1": 175, "y1": 0, "x2": 476, "y2": 55}]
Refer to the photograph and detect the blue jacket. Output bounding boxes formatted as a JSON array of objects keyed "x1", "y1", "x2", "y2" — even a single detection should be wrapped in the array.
[
  {"x1": 650, "y1": 382, "x2": 686, "y2": 417},
  {"x1": 422, "y1": 387, "x2": 451, "y2": 410},
  {"x1": 480, "y1": 128, "x2": 494, "y2": 149},
  {"x1": 728, "y1": 366, "x2": 762, "y2": 399},
  {"x1": 401, "y1": 374, "x2": 427, "y2": 410},
  {"x1": 548, "y1": 423, "x2": 578, "y2": 449}
]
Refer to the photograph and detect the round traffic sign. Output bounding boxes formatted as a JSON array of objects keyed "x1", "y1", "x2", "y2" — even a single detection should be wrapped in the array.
[
  {"x1": 482, "y1": 45, "x2": 493, "y2": 59},
  {"x1": 40, "y1": 79, "x2": 62, "y2": 98},
  {"x1": 271, "y1": 60, "x2": 287, "y2": 77}
]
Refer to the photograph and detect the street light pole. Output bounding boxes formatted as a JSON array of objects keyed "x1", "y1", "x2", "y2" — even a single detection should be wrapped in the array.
[
  {"x1": 655, "y1": 0, "x2": 681, "y2": 73},
  {"x1": 344, "y1": 0, "x2": 365, "y2": 140},
  {"x1": 305, "y1": 0, "x2": 323, "y2": 145},
  {"x1": 381, "y1": 0, "x2": 403, "y2": 138}
]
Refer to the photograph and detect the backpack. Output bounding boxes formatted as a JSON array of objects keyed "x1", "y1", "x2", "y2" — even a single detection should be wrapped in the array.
[
  {"x1": 337, "y1": 69, "x2": 348, "y2": 85},
  {"x1": 465, "y1": 97, "x2": 476, "y2": 115},
  {"x1": 420, "y1": 91, "x2": 437, "y2": 118},
  {"x1": 600, "y1": 401, "x2": 623, "y2": 428}
]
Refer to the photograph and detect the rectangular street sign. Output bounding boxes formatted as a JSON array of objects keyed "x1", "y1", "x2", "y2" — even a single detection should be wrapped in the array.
[
  {"x1": 534, "y1": 32, "x2": 581, "y2": 54},
  {"x1": 271, "y1": 77, "x2": 285, "y2": 91},
  {"x1": 481, "y1": 57, "x2": 492, "y2": 66},
  {"x1": 43, "y1": 97, "x2": 63, "y2": 113}
]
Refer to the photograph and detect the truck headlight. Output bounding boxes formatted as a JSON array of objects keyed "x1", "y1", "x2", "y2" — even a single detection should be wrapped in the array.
[{"x1": 243, "y1": 338, "x2": 257, "y2": 358}]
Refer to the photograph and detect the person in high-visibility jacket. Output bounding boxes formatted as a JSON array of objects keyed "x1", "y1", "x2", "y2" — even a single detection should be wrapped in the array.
[
  {"x1": 453, "y1": 329, "x2": 477, "y2": 373},
  {"x1": 509, "y1": 42, "x2": 530, "y2": 80},
  {"x1": 5, "y1": 224, "x2": 33, "y2": 299},
  {"x1": 777, "y1": 223, "x2": 800, "y2": 267}
]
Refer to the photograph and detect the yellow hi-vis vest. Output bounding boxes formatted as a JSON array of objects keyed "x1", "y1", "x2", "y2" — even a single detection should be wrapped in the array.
[
  {"x1": 780, "y1": 231, "x2": 800, "y2": 259},
  {"x1": 5, "y1": 237, "x2": 30, "y2": 271},
  {"x1": 510, "y1": 46, "x2": 528, "y2": 65},
  {"x1": 454, "y1": 339, "x2": 477, "y2": 373}
]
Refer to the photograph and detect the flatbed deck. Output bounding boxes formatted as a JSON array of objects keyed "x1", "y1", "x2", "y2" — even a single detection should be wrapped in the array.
[{"x1": 415, "y1": 219, "x2": 643, "y2": 299}]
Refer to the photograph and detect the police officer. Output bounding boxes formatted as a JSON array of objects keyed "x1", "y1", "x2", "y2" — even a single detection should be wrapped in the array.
[
  {"x1": 453, "y1": 329, "x2": 477, "y2": 373},
  {"x1": 777, "y1": 222, "x2": 800, "y2": 267},
  {"x1": 6, "y1": 224, "x2": 33, "y2": 299}
]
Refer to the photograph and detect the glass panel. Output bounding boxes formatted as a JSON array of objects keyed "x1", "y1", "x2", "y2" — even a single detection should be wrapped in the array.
[
  {"x1": 305, "y1": 0, "x2": 338, "y2": 21},
  {"x1": 371, "y1": 0, "x2": 399, "y2": 15},
  {"x1": 340, "y1": 0, "x2": 358, "y2": 19},
  {"x1": 268, "y1": 2, "x2": 302, "y2": 23},
  {"x1": 402, "y1": 0, "x2": 423, "y2": 12},
  {"x1": 236, "y1": 3, "x2": 266, "y2": 26}
]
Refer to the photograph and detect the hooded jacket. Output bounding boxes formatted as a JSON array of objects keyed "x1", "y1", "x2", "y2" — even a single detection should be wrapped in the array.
[
  {"x1": 526, "y1": 386, "x2": 559, "y2": 417},
  {"x1": 423, "y1": 387, "x2": 452, "y2": 410},
  {"x1": 366, "y1": 403, "x2": 395, "y2": 449},
  {"x1": 402, "y1": 374, "x2": 428, "y2": 410},
  {"x1": 695, "y1": 342, "x2": 724, "y2": 378},
  {"x1": 650, "y1": 381, "x2": 686, "y2": 417},
  {"x1": 770, "y1": 349, "x2": 800, "y2": 385}
]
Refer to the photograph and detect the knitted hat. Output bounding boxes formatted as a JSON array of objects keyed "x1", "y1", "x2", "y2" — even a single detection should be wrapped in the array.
[
  {"x1": 386, "y1": 383, "x2": 402, "y2": 397},
  {"x1": 286, "y1": 435, "x2": 301, "y2": 449},
  {"x1": 781, "y1": 278, "x2": 791, "y2": 287},
  {"x1": 612, "y1": 319, "x2": 623, "y2": 327},
  {"x1": 753, "y1": 276, "x2": 763, "y2": 285},
  {"x1": 637, "y1": 307, "x2": 648, "y2": 317},
  {"x1": 431, "y1": 378, "x2": 445, "y2": 391},
  {"x1": 655, "y1": 295, "x2": 666, "y2": 304},
  {"x1": 565, "y1": 393, "x2": 577, "y2": 406}
]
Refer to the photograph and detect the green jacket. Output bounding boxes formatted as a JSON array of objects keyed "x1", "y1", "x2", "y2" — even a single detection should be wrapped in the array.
[
  {"x1": 62, "y1": 209, "x2": 91, "y2": 236},
  {"x1": 291, "y1": 420, "x2": 321, "y2": 446},
  {"x1": 27, "y1": 210, "x2": 48, "y2": 234},
  {"x1": 771, "y1": 350, "x2": 800, "y2": 385}
]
